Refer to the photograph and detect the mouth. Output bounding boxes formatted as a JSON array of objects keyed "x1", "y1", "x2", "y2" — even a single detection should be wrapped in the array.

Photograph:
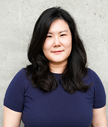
[{"x1": 52, "y1": 50, "x2": 64, "y2": 54}]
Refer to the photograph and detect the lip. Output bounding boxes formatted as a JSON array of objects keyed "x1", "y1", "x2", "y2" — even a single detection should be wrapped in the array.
[{"x1": 52, "y1": 50, "x2": 63, "y2": 54}]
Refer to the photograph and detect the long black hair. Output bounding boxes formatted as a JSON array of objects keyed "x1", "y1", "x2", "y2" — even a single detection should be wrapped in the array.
[{"x1": 25, "y1": 7, "x2": 91, "y2": 94}]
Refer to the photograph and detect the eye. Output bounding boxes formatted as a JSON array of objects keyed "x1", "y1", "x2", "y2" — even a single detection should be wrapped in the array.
[
  {"x1": 47, "y1": 35, "x2": 52, "y2": 38},
  {"x1": 61, "y1": 34, "x2": 66, "y2": 36}
]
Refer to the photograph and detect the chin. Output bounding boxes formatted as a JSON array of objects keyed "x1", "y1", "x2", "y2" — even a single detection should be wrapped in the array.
[{"x1": 52, "y1": 59, "x2": 67, "y2": 64}]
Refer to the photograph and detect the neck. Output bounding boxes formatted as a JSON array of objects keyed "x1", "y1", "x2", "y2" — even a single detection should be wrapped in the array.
[{"x1": 49, "y1": 61, "x2": 67, "y2": 74}]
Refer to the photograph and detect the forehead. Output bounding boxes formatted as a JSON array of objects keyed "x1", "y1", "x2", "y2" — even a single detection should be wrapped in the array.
[{"x1": 48, "y1": 19, "x2": 70, "y2": 33}]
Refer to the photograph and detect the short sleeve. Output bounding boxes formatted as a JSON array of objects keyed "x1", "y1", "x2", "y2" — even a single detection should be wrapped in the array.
[
  {"x1": 4, "y1": 68, "x2": 25, "y2": 112},
  {"x1": 89, "y1": 69, "x2": 106, "y2": 108}
]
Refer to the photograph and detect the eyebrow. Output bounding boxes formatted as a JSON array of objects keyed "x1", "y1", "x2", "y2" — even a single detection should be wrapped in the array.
[{"x1": 48, "y1": 30, "x2": 68, "y2": 34}]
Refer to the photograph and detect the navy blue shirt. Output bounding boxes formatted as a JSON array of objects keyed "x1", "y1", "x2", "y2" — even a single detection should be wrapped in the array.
[{"x1": 4, "y1": 68, "x2": 106, "y2": 127}]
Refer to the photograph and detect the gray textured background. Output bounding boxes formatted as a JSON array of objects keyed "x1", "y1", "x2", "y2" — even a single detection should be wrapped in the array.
[{"x1": 0, "y1": 0, "x2": 108, "y2": 126}]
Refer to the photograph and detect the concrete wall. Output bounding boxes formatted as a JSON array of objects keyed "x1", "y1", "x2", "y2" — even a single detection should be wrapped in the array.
[{"x1": 0, "y1": 0, "x2": 108, "y2": 126}]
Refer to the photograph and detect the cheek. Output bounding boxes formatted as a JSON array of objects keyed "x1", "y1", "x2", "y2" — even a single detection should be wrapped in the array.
[
  {"x1": 67, "y1": 45, "x2": 72, "y2": 56},
  {"x1": 42, "y1": 40, "x2": 52, "y2": 57},
  {"x1": 65, "y1": 37, "x2": 72, "y2": 54},
  {"x1": 63, "y1": 36, "x2": 72, "y2": 49},
  {"x1": 43, "y1": 40, "x2": 52, "y2": 50}
]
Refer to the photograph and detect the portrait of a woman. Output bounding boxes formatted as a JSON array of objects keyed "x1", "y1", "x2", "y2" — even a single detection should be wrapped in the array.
[{"x1": 3, "y1": 7, "x2": 107, "y2": 127}]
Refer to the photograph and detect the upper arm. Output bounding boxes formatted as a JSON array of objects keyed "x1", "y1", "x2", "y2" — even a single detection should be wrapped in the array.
[
  {"x1": 91, "y1": 106, "x2": 107, "y2": 127},
  {"x1": 3, "y1": 106, "x2": 22, "y2": 127}
]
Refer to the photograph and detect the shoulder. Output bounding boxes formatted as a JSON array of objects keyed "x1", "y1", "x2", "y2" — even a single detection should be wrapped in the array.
[
  {"x1": 13, "y1": 68, "x2": 26, "y2": 78},
  {"x1": 7, "y1": 68, "x2": 31, "y2": 91},
  {"x1": 4, "y1": 68, "x2": 28, "y2": 112},
  {"x1": 11, "y1": 68, "x2": 28, "y2": 82},
  {"x1": 4, "y1": 68, "x2": 32, "y2": 99},
  {"x1": 84, "y1": 68, "x2": 105, "y2": 91},
  {"x1": 86, "y1": 68, "x2": 103, "y2": 84},
  {"x1": 86, "y1": 69, "x2": 106, "y2": 108},
  {"x1": 86, "y1": 68, "x2": 106, "y2": 97},
  {"x1": 87, "y1": 68, "x2": 100, "y2": 79}
]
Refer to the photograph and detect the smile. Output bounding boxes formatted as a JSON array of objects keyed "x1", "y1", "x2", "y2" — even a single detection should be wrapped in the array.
[{"x1": 52, "y1": 50, "x2": 63, "y2": 54}]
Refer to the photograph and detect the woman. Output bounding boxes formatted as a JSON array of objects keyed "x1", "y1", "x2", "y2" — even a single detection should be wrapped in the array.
[{"x1": 3, "y1": 7, "x2": 107, "y2": 127}]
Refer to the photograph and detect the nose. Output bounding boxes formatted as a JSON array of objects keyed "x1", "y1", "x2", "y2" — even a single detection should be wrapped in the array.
[{"x1": 53, "y1": 36, "x2": 61, "y2": 47}]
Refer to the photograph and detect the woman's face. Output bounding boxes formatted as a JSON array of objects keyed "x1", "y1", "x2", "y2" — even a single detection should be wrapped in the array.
[{"x1": 43, "y1": 19, "x2": 72, "y2": 66}]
